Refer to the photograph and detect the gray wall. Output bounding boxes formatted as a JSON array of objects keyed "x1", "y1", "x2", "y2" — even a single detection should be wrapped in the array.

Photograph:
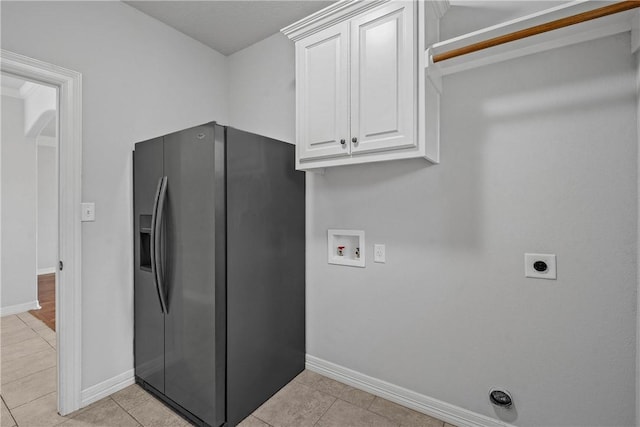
[
  {"x1": 636, "y1": 48, "x2": 640, "y2": 426},
  {"x1": 1, "y1": 1, "x2": 229, "y2": 391},
  {"x1": 1, "y1": 95, "x2": 38, "y2": 310},
  {"x1": 228, "y1": 32, "x2": 296, "y2": 144},
  {"x1": 37, "y1": 145, "x2": 57, "y2": 272},
  {"x1": 228, "y1": 26, "x2": 638, "y2": 427}
]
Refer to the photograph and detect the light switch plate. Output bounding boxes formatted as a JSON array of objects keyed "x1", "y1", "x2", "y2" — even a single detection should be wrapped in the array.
[
  {"x1": 525, "y1": 253, "x2": 556, "y2": 279},
  {"x1": 81, "y1": 202, "x2": 96, "y2": 222}
]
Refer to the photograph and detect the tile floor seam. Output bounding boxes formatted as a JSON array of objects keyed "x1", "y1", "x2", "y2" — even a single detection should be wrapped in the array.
[
  {"x1": 1, "y1": 363, "x2": 57, "y2": 388},
  {"x1": 108, "y1": 396, "x2": 142, "y2": 426},
  {"x1": 312, "y1": 394, "x2": 338, "y2": 427},
  {"x1": 1, "y1": 335, "x2": 50, "y2": 351},
  {"x1": 108, "y1": 396, "x2": 125, "y2": 412},
  {"x1": 2, "y1": 366, "x2": 57, "y2": 410},
  {"x1": 335, "y1": 396, "x2": 400, "y2": 426},
  {"x1": 307, "y1": 382, "x2": 342, "y2": 401},
  {"x1": 365, "y1": 394, "x2": 375, "y2": 410},
  {"x1": 1, "y1": 346, "x2": 54, "y2": 364},
  {"x1": 251, "y1": 414, "x2": 275, "y2": 427},
  {"x1": 367, "y1": 398, "x2": 385, "y2": 420},
  {"x1": 111, "y1": 394, "x2": 148, "y2": 413},
  {"x1": 1, "y1": 395, "x2": 17, "y2": 426},
  {"x1": 14, "y1": 316, "x2": 30, "y2": 327},
  {"x1": 1, "y1": 333, "x2": 39, "y2": 347},
  {"x1": 10, "y1": 392, "x2": 69, "y2": 427},
  {"x1": 2, "y1": 325, "x2": 28, "y2": 332},
  {"x1": 8, "y1": 390, "x2": 57, "y2": 412}
]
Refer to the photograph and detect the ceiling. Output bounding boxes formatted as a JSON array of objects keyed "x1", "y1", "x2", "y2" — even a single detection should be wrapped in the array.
[
  {"x1": 124, "y1": 1, "x2": 335, "y2": 56},
  {"x1": 124, "y1": 1, "x2": 569, "y2": 56}
]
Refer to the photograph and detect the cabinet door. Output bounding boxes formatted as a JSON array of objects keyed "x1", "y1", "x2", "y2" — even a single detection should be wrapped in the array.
[
  {"x1": 350, "y1": 1, "x2": 415, "y2": 154},
  {"x1": 296, "y1": 22, "x2": 350, "y2": 161}
]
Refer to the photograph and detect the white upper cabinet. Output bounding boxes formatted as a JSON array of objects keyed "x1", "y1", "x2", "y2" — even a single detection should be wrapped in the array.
[
  {"x1": 350, "y1": 2, "x2": 415, "y2": 155},
  {"x1": 283, "y1": 0, "x2": 446, "y2": 170},
  {"x1": 296, "y1": 22, "x2": 350, "y2": 161}
]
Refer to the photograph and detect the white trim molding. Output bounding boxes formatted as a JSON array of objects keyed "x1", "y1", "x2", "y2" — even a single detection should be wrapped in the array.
[
  {"x1": 281, "y1": 0, "x2": 388, "y2": 41},
  {"x1": 36, "y1": 136, "x2": 58, "y2": 148},
  {"x1": 418, "y1": 1, "x2": 449, "y2": 164},
  {"x1": 20, "y1": 81, "x2": 40, "y2": 99},
  {"x1": 1, "y1": 85, "x2": 22, "y2": 98},
  {"x1": 37, "y1": 267, "x2": 57, "y2": 275},
  {"x1": 0, "y1": 300, "x2": 40, "y2": 316},
  {"x1": 1, "y1": 49, "x2": 83, "y2": 416},
  {"x1": 306, "y1": 355, "x2": 513, "y2": 427},
  {"x1": 81, "y1": 369, "x2": 135, "y2": 407}
]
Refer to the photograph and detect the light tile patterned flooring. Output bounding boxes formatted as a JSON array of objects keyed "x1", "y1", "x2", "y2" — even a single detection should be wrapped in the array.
[
  {"x1": 1, "y1": 312, "x2": 454, "y2": 427},
  {"x1": 244, "y1": 371, "x2": 455, "y2": 427}
]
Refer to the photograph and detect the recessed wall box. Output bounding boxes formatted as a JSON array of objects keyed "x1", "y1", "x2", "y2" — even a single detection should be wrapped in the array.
[
  {"x1": 525, "y1": 253, "x2": 557, "y2": 279},
  {"x1": 328, "y1": 229, "x2": 365, "y2": 267}
]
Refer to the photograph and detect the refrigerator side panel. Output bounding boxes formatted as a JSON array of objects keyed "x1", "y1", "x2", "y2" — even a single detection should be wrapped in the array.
[
  {"x1": 163, "y1": 123, "x2": 224, "y2": 427},
  {"x1": 213, "y1": 124, "x2": 227, "y2": 426},
  {"x1": 133, "y1": 137, "x2": 165, "y2": 393},
  {"x1": 226, "y1": 128, "x2": 306, "y2": 426}
]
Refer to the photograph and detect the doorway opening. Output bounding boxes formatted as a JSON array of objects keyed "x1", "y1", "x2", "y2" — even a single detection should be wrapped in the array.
[
  {"x1": 3, "y1": 75, "x2": 60, "y2": 332},
  {"x1": 2, "y1": 73, "x2": 58, "y2": 325},
  {"x1": 1, "y1": 50, "x2": 82, "y2": 416},
  {"x1": 0, "y1": 72, "x2": 58, "y2": 422}
]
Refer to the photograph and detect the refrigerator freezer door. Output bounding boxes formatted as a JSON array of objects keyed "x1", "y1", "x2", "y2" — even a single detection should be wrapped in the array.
[
  {"x1": 163, "y1": 123, "x2": 225, "y2": 427},
  {"x1": 134, "y1": 137, "x2": 165, "y2": 393}
]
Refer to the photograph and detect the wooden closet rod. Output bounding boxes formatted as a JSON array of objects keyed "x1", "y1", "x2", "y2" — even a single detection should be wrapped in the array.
[{"x1": 432, "y1": 1, "x2": 640, "y2": 63}]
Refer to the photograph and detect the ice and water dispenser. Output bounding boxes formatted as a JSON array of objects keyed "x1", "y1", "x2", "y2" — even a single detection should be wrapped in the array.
[{"x1": 139, "y1": 215, "x2": 152, "y2": 271}]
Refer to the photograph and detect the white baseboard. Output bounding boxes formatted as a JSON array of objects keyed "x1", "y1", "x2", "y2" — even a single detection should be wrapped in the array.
[
  {"x1": 37, "y1": 267, "x2": 56, "y2": 275},
  {"x1": 81, "y1": 369, "x2": 135, "y2": 407},
  {"x1": 0, "y1": 300, "x2": 40, "y2": 316},
  {"x1": 306, "y1": 355, "x2": 512, "y2": 427}
]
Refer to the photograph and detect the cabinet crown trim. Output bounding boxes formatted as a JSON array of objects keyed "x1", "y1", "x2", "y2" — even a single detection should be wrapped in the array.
[
  {"x1": 281, "y1": 0, "x2": 389, "y2": 41},
  {"x1": 282, "y1": 0, "x2": 450, "y2": 42}
]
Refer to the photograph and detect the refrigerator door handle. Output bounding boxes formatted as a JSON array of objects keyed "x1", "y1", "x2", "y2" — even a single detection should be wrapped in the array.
[
  {"x1": 154, "y1": 176, "x2": 169, "y2": 313},
  {"x1": 150, "y1": 176, "x2": 168, "y2": 314}
]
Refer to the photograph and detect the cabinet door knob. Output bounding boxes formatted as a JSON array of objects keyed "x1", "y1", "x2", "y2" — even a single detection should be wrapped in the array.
[
  {"x1": 340, "y1": 139, "x2": 346, "y2": 145},
  {"x1": 352, "y1": 137, "x2": 358, "y2": 144}
]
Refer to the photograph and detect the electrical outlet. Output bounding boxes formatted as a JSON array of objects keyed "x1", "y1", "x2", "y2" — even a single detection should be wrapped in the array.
[
  {"x1": 374, "y1": 244, "x2": 385, "y2": 263},
  {"x1": 81, "y1": 202, "x2": 96, "y2": 222},
  {"x1": 525, "y1": 253, "x2": 556, "y2": 279}
]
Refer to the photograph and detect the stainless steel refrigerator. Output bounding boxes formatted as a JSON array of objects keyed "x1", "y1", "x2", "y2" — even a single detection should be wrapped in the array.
[{"x1": 133, "y1": 123, "x2": 305, "y2": 427}]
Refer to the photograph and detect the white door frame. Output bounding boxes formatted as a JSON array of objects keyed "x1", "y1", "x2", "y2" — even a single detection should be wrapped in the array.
[{"x1": 1, "y1": 49, "x2": 82, "y2": 416}]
